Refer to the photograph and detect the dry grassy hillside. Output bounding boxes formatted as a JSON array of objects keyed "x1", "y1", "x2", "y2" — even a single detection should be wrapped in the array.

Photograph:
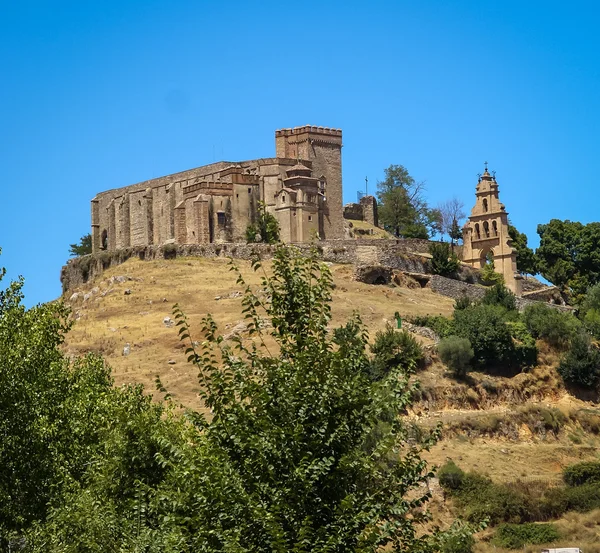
[
  {"x1": 62, "y1": 255, "x2": 600, "y2": 552},
  {"x1": 63, "y1": 256, "x2": 453, "y2": 407}
]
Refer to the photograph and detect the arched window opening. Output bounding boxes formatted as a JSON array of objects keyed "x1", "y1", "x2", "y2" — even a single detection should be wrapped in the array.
[
  {"x1": 101, "y1": 229, "x2": 108, "y2": 250},
  {"x1": 475, "y1": 223, "x2": 481, "y2": 240},
  {"x1": 492, "y1": 221, "x2": 498, "y2": 236},
  {"x1": 483, "y1": 198, "x2": 488, "y2": 212},
  {"x1": 483, "y1": 221, "x2": 490, "y2": 237}
]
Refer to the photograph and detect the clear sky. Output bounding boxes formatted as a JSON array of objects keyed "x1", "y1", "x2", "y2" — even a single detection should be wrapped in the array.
[{"x1": 2, "y1": 0, "x2": 599, "y2": 305}]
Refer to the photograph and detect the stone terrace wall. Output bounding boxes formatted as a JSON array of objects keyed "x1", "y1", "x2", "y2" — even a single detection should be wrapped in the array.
[
  {"x1": 428, "y1": 275, "x2": 572, "y2": 312},
  {"x1": 61, "y1": 239, "x2": 437, "y2": 294}
]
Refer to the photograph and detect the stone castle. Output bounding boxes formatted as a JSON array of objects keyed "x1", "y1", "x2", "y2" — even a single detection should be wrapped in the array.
[{"x1": 91, "y1": 126, "x2": 344, "y2": 253}]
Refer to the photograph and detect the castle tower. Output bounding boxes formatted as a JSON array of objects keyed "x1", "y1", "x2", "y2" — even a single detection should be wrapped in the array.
[
  {"x1": 275, "y1": 126, "x2": 343, "y2": 239},
  {"x1": 462, "y1": 165, "x2": 522, "y2": 295}
]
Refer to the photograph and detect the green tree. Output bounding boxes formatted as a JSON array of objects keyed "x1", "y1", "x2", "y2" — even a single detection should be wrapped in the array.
[
  {"x1": 449, "y1": 217, "x2": 463, "y2": 248},
  {"x1": 246, "y1": 201, "x2": 280, "y2": 244},
  {"x1": 479, "y1": 252, "x2": 504, "y2": 285},
  {"x1": 429, "y1": 242, "x2": 460, "y2": 277},
  {"x1": 437, "y1": 198, "x2": 466, "y2": 247},
  {"x1": 558, "y1": 330, "x2": 600, "y2": 388},
  {"x1": 482, "y1": 283, "x2": 517, "y2": 311},
  {"x1": 438, "y1": 336, "x2": 474, "y2": 378},
  {"x1": 507, "y1": 223, "x2": 538, "y2": 276},
  {"x1": 536, "y1": 219, "x2": 600, "y2": 301},
  {"x1": 68, "y1": 233, "x2": 92, "y2": 257},
  {"x1": 579, "y1": 283, "x2": 600, "y2": 338},
  {"x1": 168, "y1": 246, "x2": 445, "y2": 551},
  {"x1": 377, "y1": 164, "x2": 432, "y2": 238}
]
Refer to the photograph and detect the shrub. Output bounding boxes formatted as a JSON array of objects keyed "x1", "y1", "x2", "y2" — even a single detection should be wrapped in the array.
[
  {"x1": 245, "y1": 201, "x2": 280, "y2": 244},
  {"x1": 580, "y1": 283, "x2": 600, "y2": 338},
  {"x1": 161, "y1": 243, "x2": 177, "y2": 259},
  {"x1": 506, "y1": 321, "x2": 538, "y2": 368},
  {"x1": 429, "y1": 242, "x2": 460, "y2": 277},
  {"x1": 438, "y1": 460, "x2": 465, "y2": 490},
  {"x1": 522, "y1": 303, "x2": 581, "y2": 349},
  {"x1": 558, "y1": 330, "x2": 600, "y2": 388},
  {"x1": 482, "y1": 283, "x2": 517, "y2": 311},
  {"x1": 409, "y1": 315, "x2": 454, "y2": 338},
  {"x1": 452, "y1": 304, "x2": 516, "y2": 367},
  {"x1": 369, "y1": 325, "x2": 425, "y2": 380},
  {"x1": 438, "y1": 336, "x2": 474, "y2": 377},
  {"x1": 454, "y1": 295, "x2": 472, "y2": 310},
  {"x1": 493, "y1": 522, "x2": 560, "y2": 549},
  {"x1": 563, "y1": 461, "x2": 600, "y2": 487},
  {"x1": 457, "y1": 473, "x2": 529, "y2": 525}
]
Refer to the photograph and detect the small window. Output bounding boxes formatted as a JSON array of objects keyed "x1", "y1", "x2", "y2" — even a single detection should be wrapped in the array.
[
  {"x1": 293, "y1": 211, "x2": 297, "y2": 217},
  {"x1": 282, "y1": 195, "x2": 286, "y2": 204},
  {"x1": 308, "y1": 215, "x2": 313, "y2": 222},
  {"x1": 475, "y1": 223, "x2": 480, "y2": 239},
  {"x1": 483, "y1": 221, "x2": 490, "y2": 237},
  {"x1": 483, "y1": 199, "x2": 488, "y2": 212},
  {"x1": 217, "y1": 212, "x2": 226, "y2": 226},
  {"x1": 492, "y1": 221, "x2": 498, "y2": 236},
  {"x1": 248, "y1": 188, "x2": 251, "y2": 194}
]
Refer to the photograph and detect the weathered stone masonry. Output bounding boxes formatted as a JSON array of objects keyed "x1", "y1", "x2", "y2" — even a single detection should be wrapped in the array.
[{"x1": 91, "y1": 126, "x2": 344, "y2": 253}]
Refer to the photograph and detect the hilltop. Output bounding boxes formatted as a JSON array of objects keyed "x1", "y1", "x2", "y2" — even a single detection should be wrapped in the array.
[{"x1": 61, "y1": 255, "x2": 600, "y2": 552}]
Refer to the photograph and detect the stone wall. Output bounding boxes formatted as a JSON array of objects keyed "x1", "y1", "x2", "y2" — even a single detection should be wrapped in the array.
[
  {"x1": 428, "y1": 275, "x2": 572, "y2": 312},
  {"x1": 61, "y1": 238, "x2": 437, "y2": 294}
]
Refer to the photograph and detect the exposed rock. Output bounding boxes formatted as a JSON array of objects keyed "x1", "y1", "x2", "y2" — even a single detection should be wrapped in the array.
[
  {"x1": 354, "y1": 265, "x2": 393, "y2": 285},
  {"x1": 124, "y1": 289, "x2": 131, "y2": 295},
  {"x1": 223, "y1": 321, "x2": 247, "y2": 340},
  {"x1": 163, "y1": 317, "x2": 173, "y2": 327},
  {"x1": 69, "y1": 292, "x2": 79, "y2": 302},
  {"x1": 83, "y1": 293, "x2": 91, "y2": 302},
  {"x1": 168, "y1": 359, "x2": 176, "y2": 365},
  {"x1": 122, "y1": 343, "x2": 130, "y2": 356}
]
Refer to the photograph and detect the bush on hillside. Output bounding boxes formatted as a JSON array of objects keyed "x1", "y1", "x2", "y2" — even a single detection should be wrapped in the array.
[
  {"x1": 369, "y1": 325, "x2": 424, "y2": 380},
  {"x1": 438, "y1": 336, "x2": 474, "y2": 378},
  {"x1": 437, "y1": 460, "x2": 465, "y2": 491},
  {"x1": 506, "y1": 321, "x2": 538, "y2": 368},
  {"x1": 409, "y1": 314, "x2": 454, "y2": 338},
  {"x1": 482, "y1": 283, "x2": 517, "y2": 311},
  {"x1": 558, "y1": 330, "x2": 600, "y2": 388},
  {"x1": 492, "y1": 522, "x2": 560, "y2": 550},
  {"x1": 452, "y1": 304, "x2": 516, "y2": 368},
  {"x1": 454, "y1": 295, "x2": 472, "y2": 310},
  {"x1": 429, "y1": 242, "x2": 460, "y2": 277},
  {"x1": 563, "y1": 461, "x2": 600, "y2": 487},
  {"x1": 522, "y1": 302, "x2": 581, "y2": 349}
]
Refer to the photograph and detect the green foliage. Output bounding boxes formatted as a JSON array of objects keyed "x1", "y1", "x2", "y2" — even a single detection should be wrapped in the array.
[
  {"x1": 434, "y1": 521, "x2": 477, "y2": 553},
  {"x1": 429, "y1": 242, "x2": 460, "y2": 277},
  {"x1": 579, "y1": 282, "x2": 600, "y2": 338},
  {"x1": 68, "y1": 233, "x2": 92, "y2": 257},
  {"x1": 245, "y1": 201, "x2": 280, "y2": 244},
  {"x1": 522, "y1": 302, "x2": 582, "y2": 349},
  {"x1": 449, "y1": 217, "x2": 463, "y2": 246},
  {"x1": 507, "y1": 224, "x2": 538, "y2": 276},
  {"x1": 11, "y1": 246, "x2": 467, "y2": 551},
  {"x1": 448, "y1": 472, "x2": 529, "y2": 525},
  {"x1": 479, "y1": 253, "x2": 505, "y2": 285},
  {"x1": 437, "y1": 460, "x2": 465, "y2": 491},
  {"x1": 453, "y1": 295, "x2": 472, "y2": 310},
  {"x1": 452, "y1": 304, "x2": 516, "y2": 367},
  {"x1": 482, "y1": 283, "x2": 517, "y2": 311},
  {"x1": 505, "y1": 321, "x2": 538, "y2": 368},
  {"x1": 493, "y1": 522, "x2": 560, "y2": 549},
  {"x1": 369, "y1": 325, "x2": 425, "y2": 380},
  {"x1": 377, "y1": 164, "x2": 433, "y2": 238},
  {"x1": 438, "y1": 336, "x2": 474, "y2": 378},
  {"x1": 536, "y1": 219, "x2": 600, "y2": 301},
  {"x1": 558, "y1": 330, "x2": 600, "y2": 388},
  {"x1": 409, "y1": 315, "x2": 454, "y2": 338},
  {"x1": 563, "y1": 461, "x2": 600, "y2": 487}
]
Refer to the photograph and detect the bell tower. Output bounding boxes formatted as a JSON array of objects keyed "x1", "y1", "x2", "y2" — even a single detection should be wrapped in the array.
[{"x1": 462, "y1": 164, "x2": 522, "y2": 294}]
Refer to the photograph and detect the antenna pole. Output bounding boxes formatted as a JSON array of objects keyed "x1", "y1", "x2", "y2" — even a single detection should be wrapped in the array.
[{"x1": 365, "y1": 176, "x2": 368, "y2": 196}]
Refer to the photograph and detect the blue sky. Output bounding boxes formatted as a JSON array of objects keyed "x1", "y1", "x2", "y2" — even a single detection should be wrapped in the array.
[{"x1": 1, "y1": 0, "x2": 599, "y2": 305}]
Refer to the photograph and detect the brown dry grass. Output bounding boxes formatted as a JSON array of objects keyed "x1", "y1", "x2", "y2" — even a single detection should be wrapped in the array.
[{"x1": 63, "y1": 256, "x2": 453, "y2": 408}]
